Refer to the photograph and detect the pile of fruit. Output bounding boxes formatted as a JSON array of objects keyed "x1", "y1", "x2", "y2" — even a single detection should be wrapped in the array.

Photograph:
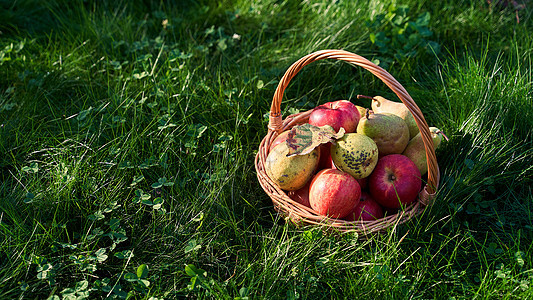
[{"x1": 265, "y1": 96, "x2": 447, "y2": 222}]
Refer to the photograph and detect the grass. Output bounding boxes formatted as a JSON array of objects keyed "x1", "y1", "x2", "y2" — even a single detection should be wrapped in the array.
[{"x1": 1, "y1": 0, "x2": 532, "y2": 298}]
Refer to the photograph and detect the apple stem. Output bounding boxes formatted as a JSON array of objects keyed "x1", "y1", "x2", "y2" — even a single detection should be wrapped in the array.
[
  {"x1": 436, "y1": 130, "x2": 450, "y2": 141},
  {"x1": 357, "y1": 95, "x2": 374, "y2": 101}
]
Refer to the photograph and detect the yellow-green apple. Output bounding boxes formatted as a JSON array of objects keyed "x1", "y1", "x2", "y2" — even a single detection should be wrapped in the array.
[
  {"x1": 309, "y1": 100, "x2": 360, "y2": 133},
  {"x1": 369, "y1": 154, "x2": 422, "y2": 209},
  {"x1": 265, "y1": 142, "x2": 319, "y2": 191},
  {"x1": 309, "y1": 169, "x2": 361, "y2": 219},
  {"x1": 344, "y1": 192, "x2": 383, "y2": 221},
  {"x1": 288, "y1": 181, "x2": 311, "y2": 208}
]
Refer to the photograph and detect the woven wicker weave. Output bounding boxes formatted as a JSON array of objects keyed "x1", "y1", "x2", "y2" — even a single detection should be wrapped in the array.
[{"x1": 255, "y1": 50, "x2": 440, "y2": 236}]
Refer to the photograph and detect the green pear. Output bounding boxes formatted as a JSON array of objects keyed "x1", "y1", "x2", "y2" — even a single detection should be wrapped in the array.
[
  {"x1": 402, "y1": 127, "x2": 445, "y2": 175},
  {"x1": 371, "y1": 96, "x2": 419, "y2": 140},
  {"x1": 331, "y1": 133, "x2": 378, "y2": 179},
  {"x1": 355, "y1": 105, "x2": 368, "y2": 120},
  {"x1": 356, "y1": 111, "x2": 410, "y2": 156},
  {"x1": 265, "y1": 142, "x2": 319, "y2": 191}
]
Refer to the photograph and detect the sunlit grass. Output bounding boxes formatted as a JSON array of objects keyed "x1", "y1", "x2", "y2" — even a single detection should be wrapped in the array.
[{"x1": 1, "y1": 0, "x2": 532, "y2": 298}]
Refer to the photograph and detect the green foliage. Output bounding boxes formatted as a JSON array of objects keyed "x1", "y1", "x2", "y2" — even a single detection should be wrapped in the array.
[
  {"x1": 366, "y1": 4, "x2": 440, "y2": 70},
  {"x1": 0, "y1": 0, "x2": 532, "y2": 299},
  {"x1": 0, "y1": 40, "x2": 26, "y2": 65}
]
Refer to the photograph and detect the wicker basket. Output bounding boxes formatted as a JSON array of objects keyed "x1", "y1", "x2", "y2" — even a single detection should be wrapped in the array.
[{"x1": 255, "y1": 49, "x2": 440, "y2": 237}]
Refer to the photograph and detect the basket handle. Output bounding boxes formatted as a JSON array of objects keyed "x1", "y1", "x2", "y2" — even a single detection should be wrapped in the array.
[{"x1": 268, "y1": 49, "x2": 439, "y2": 195}]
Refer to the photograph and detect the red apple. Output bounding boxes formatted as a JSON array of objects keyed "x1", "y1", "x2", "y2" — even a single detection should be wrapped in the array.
[
  {"x1": 309, "y1": 169, "x2": 361, "y2": 219},
  {"x1": 269, "y1": 130, "x2": 290, "y2": 152},
  {"x1": 288, "y1": 181, "x2": 311, "y2": 208},
  {"x1": 369, "y1": 154, "x2": 422, "y2": 209},
  {"x1": 317, "y1": 143, "x2": 335, "y2": 170},
  {"x1": 356, "y1": 177, "x2": 368, "y2": 190},
  {"x1": 344, "y1": 192, "x2": 383, "y2": 221},
  {"x1": 383, "y1": 206, "x2": 399, "y2": 217},
  {"x1": 309, "y1": 100, "x2": 360, "y2": 133}
]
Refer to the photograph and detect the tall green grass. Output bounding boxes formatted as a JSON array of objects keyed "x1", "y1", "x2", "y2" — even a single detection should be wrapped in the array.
[{"x1": 1, "y1": 0, "x2": 532, "y2": 298}]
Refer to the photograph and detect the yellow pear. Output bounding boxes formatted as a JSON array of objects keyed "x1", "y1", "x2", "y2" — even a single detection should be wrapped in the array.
[
  {"x1": 265, "y1": 142, "x2": 319, "y2": 191},
  {"x1": 356, "y1": 111, "x2": 410, "y2": 156},
  {"x1": 331, "y1": 133, "x2": 379, "y2": 179},
  {"x1": 355, "y1": 105, "x2": 368, "y2": 120},
  {"x1": 370, "y1": 96, "x2": 419, "y2": 140},
  {"x1": 402, "y1": 127, "x2": 446, "y2": 175}
]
